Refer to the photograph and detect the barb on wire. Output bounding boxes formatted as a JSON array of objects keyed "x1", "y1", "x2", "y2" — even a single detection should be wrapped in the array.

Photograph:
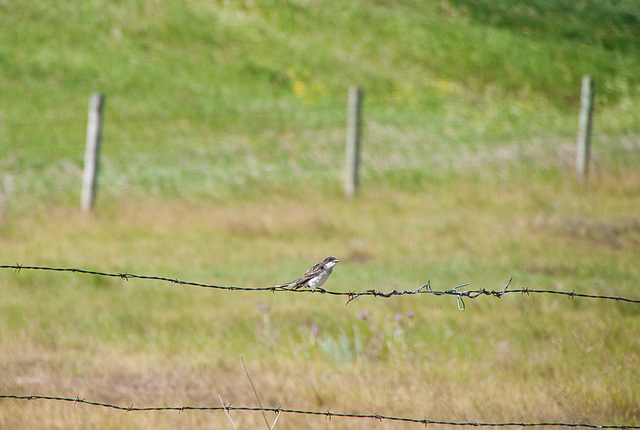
[
  {"x1": 219, "y1": 396, "x2": 239, "y2": 430},
  {"x1": 0, "y1": 394, "x2": 637, "y2": 429},
  {"x1": 1, "y1": 264, "x2": 639, "y2": 308},
  {"x1": 241, "y1": 356, "x2": 279, "y2": 430}
]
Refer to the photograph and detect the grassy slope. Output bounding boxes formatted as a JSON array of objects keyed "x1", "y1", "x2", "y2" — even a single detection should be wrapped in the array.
[
  {"x1": 1, "y1": 0, "x2": 639, "y2": 205},
  {"x1": 1, "y1": 0, "x2": 639, "y2": 428}
]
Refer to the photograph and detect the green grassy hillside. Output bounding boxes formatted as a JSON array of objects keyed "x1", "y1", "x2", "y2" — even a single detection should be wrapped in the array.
[
  {"x1": 1, "y1": 1, "x2": 639, "y2": 429},
  {"x1": 1, "y1": 0, "x2": 639, "y2": 207}
]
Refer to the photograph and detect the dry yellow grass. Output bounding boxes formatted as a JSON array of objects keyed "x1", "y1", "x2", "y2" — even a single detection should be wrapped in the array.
[{"x1": 1, "y1": 179, "x2": 639, "y2": 429}]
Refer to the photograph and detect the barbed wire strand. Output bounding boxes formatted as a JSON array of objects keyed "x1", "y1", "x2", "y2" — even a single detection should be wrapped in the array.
[
  {"x1": 0, "y1": 395, "x2": 637, "y2": 429},
  {"x1": 2, "y1": 264, "x2": 639, "y2": 308}
]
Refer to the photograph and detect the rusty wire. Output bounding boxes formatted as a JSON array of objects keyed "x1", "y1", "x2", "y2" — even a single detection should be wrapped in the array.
[
  {"x1": 0, "y1": 395, "x2": 638, "y2": 429},
  {"x1": 1, "y1": 264, "x2": 639, "y2": 308}
]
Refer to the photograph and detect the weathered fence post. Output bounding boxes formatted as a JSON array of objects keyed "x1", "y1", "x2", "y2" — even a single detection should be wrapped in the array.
[
  {"x1": 575, "y1": 76, "x2": 594, "y2": 182},
  {"x1": 345, "y1": 86, "x2": 363, "y2": 199},
  {"x1": 81, "y1": 92, "x2": 104, "y2": 212}
]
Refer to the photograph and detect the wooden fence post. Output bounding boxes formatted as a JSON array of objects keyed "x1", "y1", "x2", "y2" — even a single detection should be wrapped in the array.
[
  {"x1": 575, "y1": 76, "x2": 594, "y2": 182},
  {"x1": 81, "y1": 93, "x2": 104, "y2": 212},
  {"x1": 345, "y1": 86, "x2": 363, "y2": 199}
]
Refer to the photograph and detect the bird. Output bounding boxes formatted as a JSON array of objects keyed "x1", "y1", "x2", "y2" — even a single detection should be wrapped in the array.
[{"x1": 279, "y1": 257, "x2": 340, "y2": 291}]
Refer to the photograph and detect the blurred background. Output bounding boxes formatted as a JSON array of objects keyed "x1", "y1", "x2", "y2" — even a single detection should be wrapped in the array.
[{"x1": 1, "y1": 1, "x2": 639, "y2": 429}]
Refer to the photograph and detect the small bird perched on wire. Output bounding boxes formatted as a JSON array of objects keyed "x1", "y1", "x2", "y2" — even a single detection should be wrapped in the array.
[{"x1": 278, "y1": 257, "x2": 340, "y2": 292}]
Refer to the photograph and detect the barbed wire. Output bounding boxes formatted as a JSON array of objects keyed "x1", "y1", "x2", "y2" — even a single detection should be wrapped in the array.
[
  {"x1": 2, "y1": 264, "x2": 639, "y2": 309},
  {"x1": 1, "y1": 395, "x2": 637, "y2": 429}
]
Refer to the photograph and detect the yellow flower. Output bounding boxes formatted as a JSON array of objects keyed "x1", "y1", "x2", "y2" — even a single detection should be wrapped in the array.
[{"x1": 293, "y1": 80, "x2": 306, "y2": 97}]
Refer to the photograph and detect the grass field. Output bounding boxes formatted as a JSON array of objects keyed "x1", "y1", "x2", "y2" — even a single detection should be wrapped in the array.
[{"x1": 1, "y1": 0, "x2": 640, "y2": 429}]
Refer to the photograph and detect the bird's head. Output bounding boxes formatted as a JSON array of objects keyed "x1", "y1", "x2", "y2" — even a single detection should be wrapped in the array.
[{"x1": 323, "y1": 257, "x2": 340, "y2": 268}]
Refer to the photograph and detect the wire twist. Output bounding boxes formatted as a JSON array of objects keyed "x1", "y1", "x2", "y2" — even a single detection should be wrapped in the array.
[
  {"x1": 1, "y1": 265, "x2": 639, "y2": 308},
  {"x1": 0, "y1": 395, "x2": 637, "y2": 429}
]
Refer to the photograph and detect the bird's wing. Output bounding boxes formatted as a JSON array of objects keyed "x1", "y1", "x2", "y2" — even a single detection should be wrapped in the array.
[
  {"x1": 278, "y1": 262, "x2": 321, "y2": 288},
  {"x1": 293, "y1": 262, "x2": 323, "y2": 284}
]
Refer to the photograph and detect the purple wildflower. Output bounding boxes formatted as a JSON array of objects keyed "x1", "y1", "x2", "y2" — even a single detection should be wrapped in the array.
[{"x1": 310, "y1": 324, "x2": 320, "y2": 337}]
